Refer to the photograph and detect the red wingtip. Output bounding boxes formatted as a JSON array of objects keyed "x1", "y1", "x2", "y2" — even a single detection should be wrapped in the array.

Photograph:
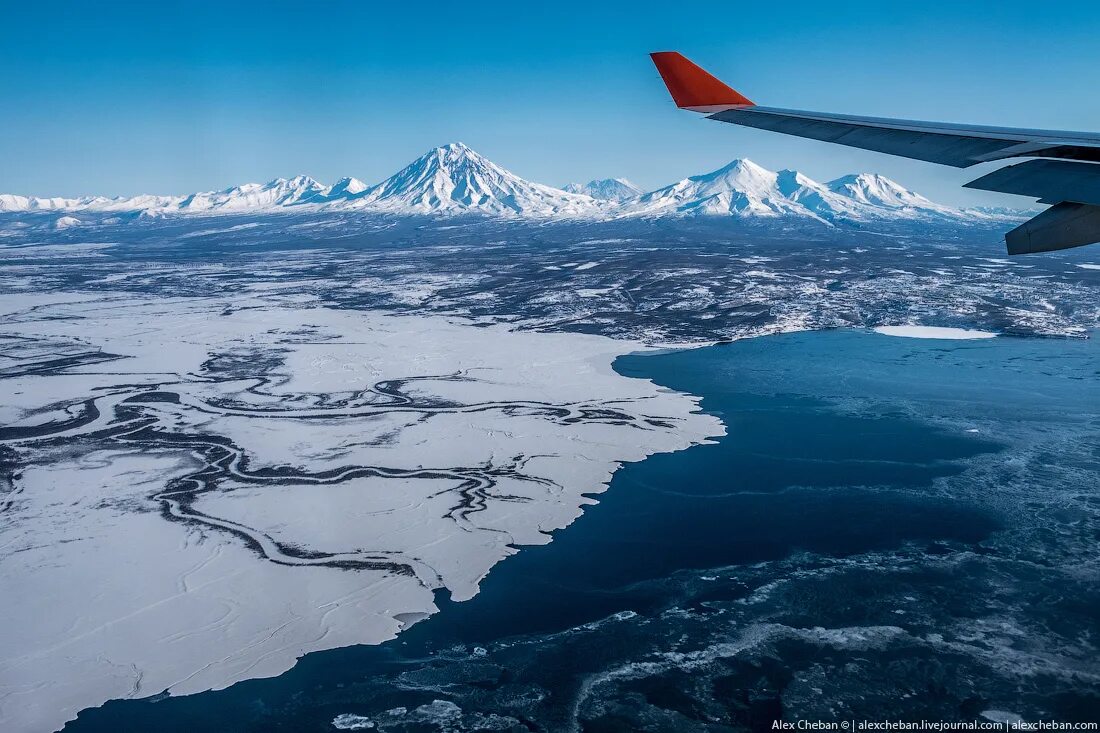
[{"x1": 649, "y1": 51, "x2": 754, "y2": 112}]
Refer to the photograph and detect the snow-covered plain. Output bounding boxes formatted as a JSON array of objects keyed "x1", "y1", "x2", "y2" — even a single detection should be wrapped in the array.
[{"x1": 0, "y1": 293, "x2": 723, "y2": 732}]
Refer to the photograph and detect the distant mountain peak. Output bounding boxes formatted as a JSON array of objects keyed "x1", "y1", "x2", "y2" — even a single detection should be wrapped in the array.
[
  {"x1": 707, "y1": 158, "x2": 772, "y2": 179},
  {"x1": 720, "y1": 158, "x2": 766, "y2": 172},
  {"x1": 826, "y1": 172, "x2": 944, "y2": 211},
  {"x1": 563, "y1": 178, "x2": 644, "y2": 202},
  {"x1": 326, "y1": 176, "x2": 368, "y2": 198}
]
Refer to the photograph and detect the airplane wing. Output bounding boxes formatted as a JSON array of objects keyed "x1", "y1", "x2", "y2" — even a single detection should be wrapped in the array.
[{"x1": 650, "y1": 51, "x2": 1100, "y2": 254}]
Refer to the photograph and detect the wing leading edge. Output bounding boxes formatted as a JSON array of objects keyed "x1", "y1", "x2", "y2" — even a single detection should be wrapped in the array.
[{"x1": 649, "y1": 51, "x2": 1100, "y2": 254}]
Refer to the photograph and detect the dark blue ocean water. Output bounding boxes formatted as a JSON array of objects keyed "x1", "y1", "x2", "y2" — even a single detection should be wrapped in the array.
[{"x1": 68, "y1": 330, "x2": 1100, "y2": 732}]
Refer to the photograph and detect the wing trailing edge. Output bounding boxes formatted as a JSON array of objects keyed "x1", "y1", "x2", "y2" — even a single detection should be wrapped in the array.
[
  {"x1": 1006, "y1": 203, "x2": 1100, "y2": 255},
  {"x1": 964, "y1": 159, "x2": 1100, "y2": 207}
]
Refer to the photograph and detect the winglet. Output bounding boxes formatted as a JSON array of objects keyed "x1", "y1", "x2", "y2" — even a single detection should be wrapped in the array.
[{"x1": 650, "y1": 52, "x2": 754, "y2": 113}]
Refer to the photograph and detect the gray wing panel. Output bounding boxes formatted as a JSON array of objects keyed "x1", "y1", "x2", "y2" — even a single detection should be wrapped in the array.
[
  {"x1": 710, "y1": 108, "x2": 1013, "y2": 167},
  {"x1": 963, "y1": 159, "x2": 1100, "y2": 207},
  {"x1": 708, "y1": 107, "x2": 1100, "y2": 168},
  {"x1": 1006, "y1": 202, "x2": 1100, "y2": 255}
]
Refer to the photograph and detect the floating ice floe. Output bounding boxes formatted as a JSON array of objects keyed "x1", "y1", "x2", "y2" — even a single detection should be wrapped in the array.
[{"x1": 873, "y1": 325, "x2": 999, "y2": 340}]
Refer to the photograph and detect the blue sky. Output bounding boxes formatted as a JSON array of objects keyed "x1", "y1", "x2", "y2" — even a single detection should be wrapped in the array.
[{"x1": 3, "y1": 0, "x2": 1099, "y2": 206}]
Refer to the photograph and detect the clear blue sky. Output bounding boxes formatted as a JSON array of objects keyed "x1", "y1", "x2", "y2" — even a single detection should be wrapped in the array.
[{"x1": 3, "y1": 0, "x2": 1099, "y2": 206}]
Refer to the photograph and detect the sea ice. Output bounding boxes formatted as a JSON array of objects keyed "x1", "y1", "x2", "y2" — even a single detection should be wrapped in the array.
[
  {"x1": 873, "y1": 325, "x2": 998, "y2": 340},
  {"x1": 0, "y1": 292, "x2": 722, "y2": 732}
]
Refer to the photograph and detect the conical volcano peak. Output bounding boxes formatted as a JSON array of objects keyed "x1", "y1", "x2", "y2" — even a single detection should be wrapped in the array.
[
  {"x1": 710, "y1": 158, "x2": 770, "y2": 177},
  {"x1": 350, "y1": 143, "x2": 601, "y2": 216},
  {"x1": 701, "y1": 158, "x2": 779, "y2": 190}
]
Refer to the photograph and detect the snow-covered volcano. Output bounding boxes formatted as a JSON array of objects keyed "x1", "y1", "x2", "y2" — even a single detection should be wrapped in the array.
[
  {"x1": 345, "y1": 143, "x2": 600, "y2": 216},
  {"x1": 625, "y1": 159, "x2": 816, "y2": 218}
]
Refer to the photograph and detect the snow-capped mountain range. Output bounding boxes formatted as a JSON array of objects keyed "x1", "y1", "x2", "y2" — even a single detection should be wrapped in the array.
[
  {"x1": 0, "y1": 142, "x2": 1017, "y2": 224},
  {"x1": 622, "y1": 159, "x2": 961, "y2": 223}
]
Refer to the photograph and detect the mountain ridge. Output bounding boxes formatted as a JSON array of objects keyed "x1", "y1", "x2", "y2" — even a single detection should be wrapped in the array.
[{"x1": 0, "y1": 143, "x2": 1027, "y2": 224}]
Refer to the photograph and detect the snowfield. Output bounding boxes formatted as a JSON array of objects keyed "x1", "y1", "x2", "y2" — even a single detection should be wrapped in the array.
[{"x1": 0, "y1": 293, "x2": 722, "y2": 733}]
